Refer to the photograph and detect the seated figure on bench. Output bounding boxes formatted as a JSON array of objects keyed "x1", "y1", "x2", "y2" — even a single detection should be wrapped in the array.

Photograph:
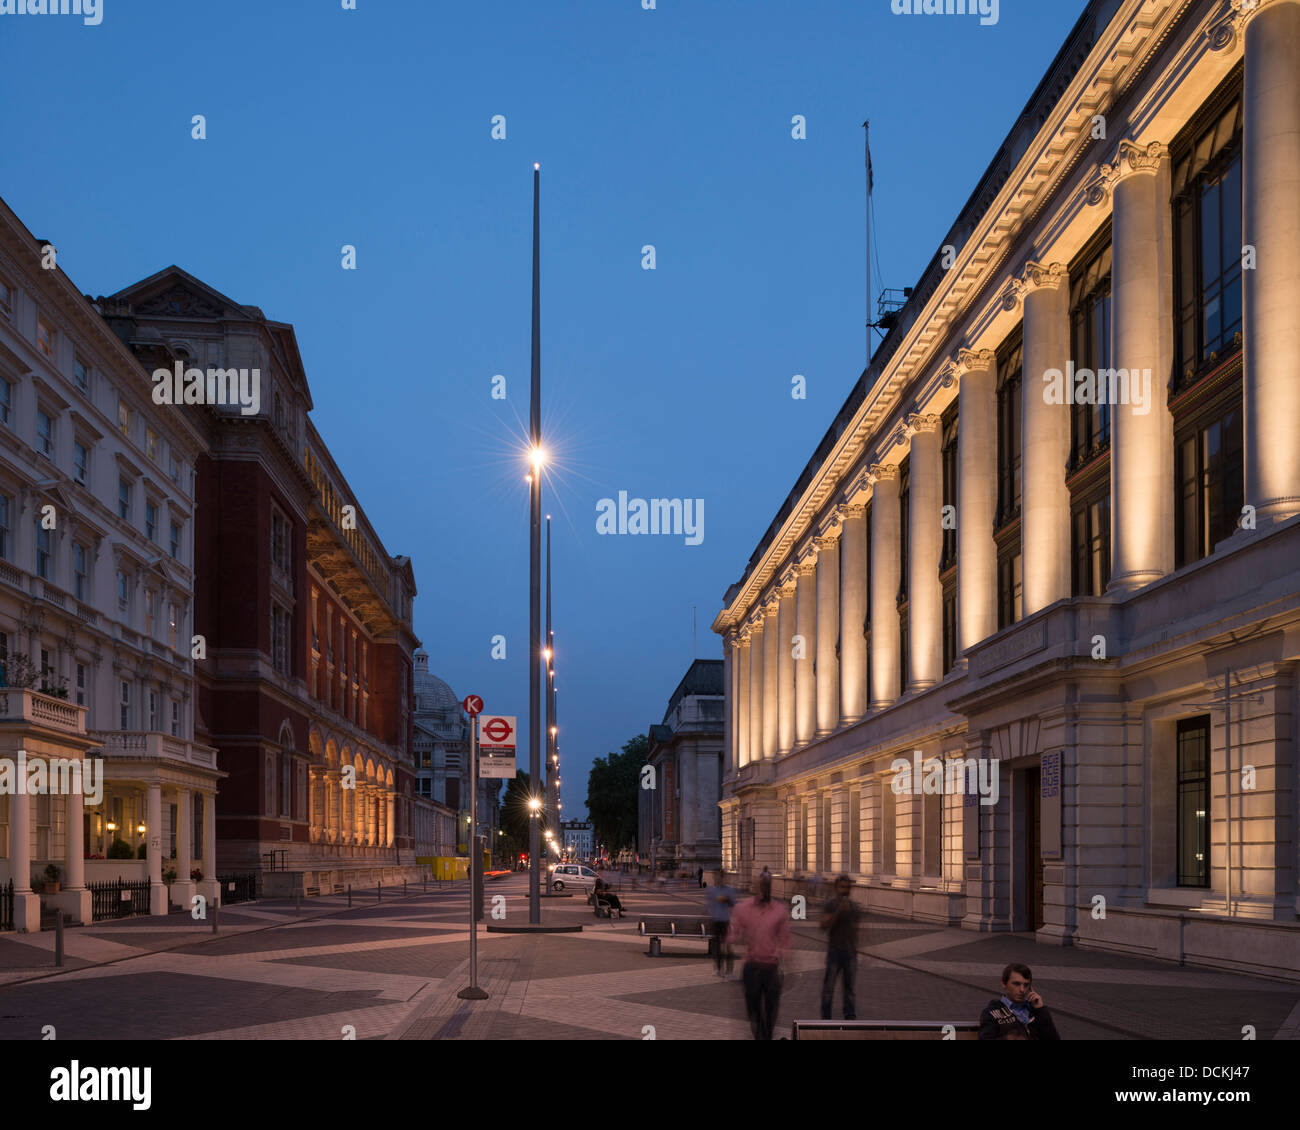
[{"x1": 592, "y1": 878, "x2": 624, "y2": 915}]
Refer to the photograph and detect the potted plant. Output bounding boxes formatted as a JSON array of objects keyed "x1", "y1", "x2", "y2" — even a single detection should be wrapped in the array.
[
  {"x1": 190, "y1": 868, "x2": 204, "y2": 882},
  {"x1": 42, "y1": 863, "x2": 61, "y2": 893},
  {"x1": 108, "y1": 838, "x2": 134, "y2": 859},
  {"x1": 136, "y1": 843, "x2": 147, "y2": 860},
  {"x1": 162, "y1": 866, "x2": 178, "y2": 885}
]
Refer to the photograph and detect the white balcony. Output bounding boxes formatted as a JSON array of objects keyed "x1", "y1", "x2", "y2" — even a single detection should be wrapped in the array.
[
  {"x1": 0, "y1": 687, "x2": 87, "y2": 735},
  {"x1": 93, "y1": 730, "x2": 218, "y2": 769}
]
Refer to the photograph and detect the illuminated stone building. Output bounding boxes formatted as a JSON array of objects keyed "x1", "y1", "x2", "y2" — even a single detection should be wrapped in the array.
[
  {"x1": 103, "y1": 267, "x2": 424, "y2": 895},
  {"x1": 713, "y1": 0, "x2": 1300, "y2": 980}
]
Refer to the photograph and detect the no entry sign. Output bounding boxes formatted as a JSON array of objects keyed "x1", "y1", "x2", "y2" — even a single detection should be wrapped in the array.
[{"x1": 478, "y1": 715, "x2": 516, "y2": 749}]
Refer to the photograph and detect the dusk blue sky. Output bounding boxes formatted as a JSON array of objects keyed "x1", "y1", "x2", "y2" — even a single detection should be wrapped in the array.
[{"x1": 0, "y1": 0, "x2": 1084, "y2": 820}]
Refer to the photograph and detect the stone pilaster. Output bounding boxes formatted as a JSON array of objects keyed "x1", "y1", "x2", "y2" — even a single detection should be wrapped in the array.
[
  {"x1": 839, "y1": 504, "x2": 870, "y2": 723},
  {"x1": 762, "y1": 596, "x2": 780, "y2": 759},
  {"x1": 955, "y1": 349, "x2": 999, "y2": 654},
  {"x1": 869, "y1": 464, "x2": 901, "y2": 708},
  {"x1": 777, "y1": 578, "x2": 797, "y2": 755},
  {"x1": 814, "y1": 530, "x2": 841, "y2": 735},
  {"x1": 794, "y1": 558, "x2": 818, "y2": 746},
  {"x1": 907, "y1": 414, "x2": 943, "y2": 688}
]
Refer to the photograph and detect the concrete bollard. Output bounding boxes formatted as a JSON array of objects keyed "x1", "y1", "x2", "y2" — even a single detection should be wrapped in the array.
[
  {"x1": 212, "y1": 903, "x2": 219, "y2": 935},
  {"x1": 54, "y1": 910, "x2": 64, "y2": 967},
  {"x1": 347, "y1": 884, "x2": 352, "y2": 908},
  {"x1": 377, "y1": 882, "x2": 382, "y2": 903},
  {"x1": 295, "y1": 892, "x2": 301, "y2": 917}
]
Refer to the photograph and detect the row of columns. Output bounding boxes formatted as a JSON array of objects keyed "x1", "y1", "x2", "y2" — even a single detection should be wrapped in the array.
[
  {"x1": 727, "y1": 0, "x2": 1300, "y2": 772},
  {"x1": 310, "y1": 769, "x2": 396, "y2": 848}
]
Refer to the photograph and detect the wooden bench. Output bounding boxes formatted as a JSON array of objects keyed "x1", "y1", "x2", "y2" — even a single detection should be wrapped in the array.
[
  {"x1": 638, "y1": 915, "x2": 716, "y2": 957},
  {"x1": 792, "y1": 1019, "x2": 981, "y2": 1040}
]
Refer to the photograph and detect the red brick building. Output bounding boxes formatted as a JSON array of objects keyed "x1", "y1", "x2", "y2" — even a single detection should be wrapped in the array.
[{"x1": 103, "y1": 267, "x2": 425, "y2": 893}]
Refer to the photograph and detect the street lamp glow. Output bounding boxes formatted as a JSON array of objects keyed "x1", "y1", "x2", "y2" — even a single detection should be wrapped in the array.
[
  {"x1": 528, "y1": 797, "x2": 541, "y2": 812},
  {"x1": 530, "y1": 446, "x2": 546, "y2": 471},
  {"x1": 543, "y1": 648, "x2": 552, "y2": 661}
]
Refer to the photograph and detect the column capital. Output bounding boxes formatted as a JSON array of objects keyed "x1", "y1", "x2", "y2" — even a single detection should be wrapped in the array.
[
  {"x1": 868, "y1": 462, "x2": 899, "y2": 484},
  {"x1": 1001, "y1": 260, "x2": 1066, "y2": 311},
  {"x1": 1084, "y1": 139, "x2": 1170, "y2": 206},
  {"x1": 1207, "y1": 0, "x2": 1272, "y2": 52},
  {"x1": 762, "y1": 593, "x2": 780, "y2": 616},
  {"x1": 737, "y1": 625, "x2": 753, "y2": 643},
  {"x1": 777, "y1": 569, "x2": 799, "y2": 594},
  {"x1": 837, "y1": 502, "x2": 867, "y2": 522},
  {"x1": 796, "y1": 558, "x2": 818, "y2": 579},
  {"x1": 953, "y1": 347, "x2": 996, "y2": 378},
  {"x1": 906, "y1": 413, "x2": 942, "y2": 435}
]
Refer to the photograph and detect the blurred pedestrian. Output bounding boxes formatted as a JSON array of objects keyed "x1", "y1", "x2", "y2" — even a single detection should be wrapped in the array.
[
  {"x1": 726, "y1": 871, "x2": 791, "y2": 1039},
  {"x1": 819, "y1": 874, "x2": 859, "y2": 1020},
  {"x1": 706, "y1": 875, "x2": 736, "y2": 979}
]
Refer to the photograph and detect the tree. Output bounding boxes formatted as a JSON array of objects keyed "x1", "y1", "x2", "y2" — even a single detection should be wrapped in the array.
[{"x1": 586, "y1": 734, "x2": 647, "y2": 853}]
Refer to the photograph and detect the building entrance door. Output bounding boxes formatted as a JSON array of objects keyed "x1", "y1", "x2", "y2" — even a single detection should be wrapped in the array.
[{"x1": 1023, "y1": 767, "x2": 1043, "y2": 931}]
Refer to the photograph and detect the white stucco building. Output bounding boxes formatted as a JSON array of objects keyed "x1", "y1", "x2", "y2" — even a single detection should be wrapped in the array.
[
  {"x1": 713, "y1": 0, "x2": 1300, "y2": 981},
  {"x1": 0, "y1": 198, "x2": 220, "y2": 932}
]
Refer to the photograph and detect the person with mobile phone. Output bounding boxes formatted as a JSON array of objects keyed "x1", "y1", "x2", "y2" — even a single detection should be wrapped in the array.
[{"x1": 978, "y1": 963, "x2": 1062, "y2": 1040}]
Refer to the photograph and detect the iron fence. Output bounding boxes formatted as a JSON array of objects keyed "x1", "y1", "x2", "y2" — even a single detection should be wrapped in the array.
[
  {"x1": 217, "y1": 873, "x2": 257, "y2": 904},
  {"x1": 0, "y1": 878, "x2": 13, "y2": 931},
  {"x1": 89, "y1": 878, "x2": 152, "y2": 922}
]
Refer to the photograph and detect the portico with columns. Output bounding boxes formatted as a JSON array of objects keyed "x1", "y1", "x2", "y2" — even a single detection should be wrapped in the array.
[{"x1": 713, "y1": 0, "x2": 1300, "y2": 979}]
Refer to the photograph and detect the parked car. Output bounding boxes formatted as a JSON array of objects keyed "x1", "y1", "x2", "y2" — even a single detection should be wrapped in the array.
[{"x1": 550, "y1": 863, "x2": 599, "y2": 892}]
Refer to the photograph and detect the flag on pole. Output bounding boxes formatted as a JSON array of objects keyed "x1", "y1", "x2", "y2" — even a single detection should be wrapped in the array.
[{"x1": 864, "y1": 120, "x2": 873, "y2": 194}]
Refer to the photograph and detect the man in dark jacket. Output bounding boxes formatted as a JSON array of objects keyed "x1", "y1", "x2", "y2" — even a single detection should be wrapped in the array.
[{"x1": 978, "y1": 963, "x2": 1061, "y2": 1040}]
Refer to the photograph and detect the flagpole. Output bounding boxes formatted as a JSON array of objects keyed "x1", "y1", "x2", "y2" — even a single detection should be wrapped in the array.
[{"x1": 863, "y1": 119, "x2": 872, "y2": 366}]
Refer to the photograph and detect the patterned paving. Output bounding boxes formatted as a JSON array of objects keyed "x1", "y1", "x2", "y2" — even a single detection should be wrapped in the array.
[{"x1": 0, "y1": 874, "x2": 1296, "y2": 1040}]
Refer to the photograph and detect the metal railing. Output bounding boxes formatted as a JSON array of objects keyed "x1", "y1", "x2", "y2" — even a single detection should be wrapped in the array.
[
  {"x1": 0, "y1": 878, "x2": 13, "y2": 931},
  {"x1": 89, "y1": 878, "x2": 151, "y2": 922},
  {"x1": 218, "y1": 873, "x2": 257, "y2": 904}
]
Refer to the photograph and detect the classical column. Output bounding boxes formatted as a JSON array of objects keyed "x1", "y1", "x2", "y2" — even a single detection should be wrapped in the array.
[
  {"x1": 10, "y1": 789, "x2": 38, "y2": 931},
  {"x1": 1091, "y1": 140, "x2": 1176, "y2": 589},
  {"x1": 794, "y1": 558, "x2": 818, "y2": 745},
  {"x1": 1015, "y1": 261, "x2": 1072, "y2": 614},
  {"x1": 870, "y1": 464, "x2": 901, "y2": 708},
  {"x1": 956, "y1": 350, "x2": 998, "y2": 654},
  {"x1": 908, "y1": 415, "x2": 943, "y2": 688},
  {"x1": 838, "y1": 504, "x2": 869, "y2": 723},
  {"x1": 776, "y1": 578, "x2": 797, "y2": 755},
  {"x1": 1243, "y1": 0, "x2": 1300, "y2": 523},
  {"x1": 814, "y1": 531, "x2": 841, "y2": 735},
  {"x1": 723, "y1": 632, "x2": 734, "y2": 775},
  {"x1": 148, "y1": 782, "x2": 166, "y2": 916},
  {"x1": 737, "y1": 629, "x2": 751, "y2": 768},
  {"x1": 198, "y1": 790, "x2": 219, "y2": 908},
  {"x1": 748, "y1": 618, "x2": 763, "y2": 765},
  {"x1": 173, "y1": 786, "x2": 193, "y2": 908},
  {"x1": 65, "y1": 786, "x2": 85, "y2": 890},
  {"x1": 386, "y1": 792, "x2": 395, "y2": 847},
  {"x1": 761, "y1": 596, "x2": 780, "y2": 759}
]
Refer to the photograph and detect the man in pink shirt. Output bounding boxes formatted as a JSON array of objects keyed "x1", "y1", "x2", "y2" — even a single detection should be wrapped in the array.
[{"x1": 726, "y1": 871, "x2": 792, "y2": 1039}]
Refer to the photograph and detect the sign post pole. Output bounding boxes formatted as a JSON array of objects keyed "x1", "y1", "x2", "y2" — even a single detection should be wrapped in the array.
[{"x1": 458, "y1": 695, "x2": 488, "y2": 1000}]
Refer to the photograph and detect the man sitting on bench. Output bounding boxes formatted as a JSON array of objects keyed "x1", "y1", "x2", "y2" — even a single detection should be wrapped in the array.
[{"x1": 592, "y1": 878, "x2": 624, "y2": 915}]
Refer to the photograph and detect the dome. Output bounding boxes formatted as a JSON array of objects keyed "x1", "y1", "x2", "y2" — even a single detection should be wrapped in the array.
[{"x1": 414, "y1": 661, "x2": 462, "y2": 717}]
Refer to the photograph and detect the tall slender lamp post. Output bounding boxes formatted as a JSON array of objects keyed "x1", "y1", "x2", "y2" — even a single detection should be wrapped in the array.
[
  {"x1": 528, "y1": 163, "x2": 543, "y2": 925},
  {"x1": 545, "y1": 515, "x2": 558, "y2": 861}
]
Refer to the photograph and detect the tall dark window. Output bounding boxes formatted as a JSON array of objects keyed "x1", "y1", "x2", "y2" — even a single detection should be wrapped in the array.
[
  {"x1": 995, "y1": 337, "x2": 1023, "y2": 629},
  {"x1": 1068, "y1": 235, "x2": 1112, "y2": 471},
  {"x1": 1173, "y1": 78, "x2": 1243, "y2": 392},
  {"x1": 1072, "y1": 496, "x2": 1111, "y2": 597},
  {"x1": 995, "y1": 338, "x2": 1023, "y2": 527},
  {"x1": 1176, "y1": 717, "x2": 1210, "y2": 888},
  {"x1": 1175, "y1": 396, "x2": 1243, "y2": 567},
  {"x1": 940, "y1": 402, "x2": 959, "y2": 673},
  {"x1": 897, "y1": 456, "x2": 910, "y2": 691}
]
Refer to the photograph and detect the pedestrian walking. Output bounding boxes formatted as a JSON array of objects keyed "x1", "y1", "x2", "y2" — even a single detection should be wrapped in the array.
[
  {"x1": 726, "y1": 871, "x2": 791, "y2": 1040},
  {"x1": 696, "y1": 865, "x2": 704, "y2": 888},
  {"x1": 706, "y1": 876, "x2": 736, "y2": 979},
  {"x1": 819, "y1": 874, "x2": 860, "y2": 1020},
  {"x1": 978, "y1": 963, "x2": 1061, "y2": 1040}
]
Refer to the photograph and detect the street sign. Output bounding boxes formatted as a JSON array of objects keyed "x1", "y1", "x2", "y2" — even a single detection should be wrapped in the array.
[
  {"x1": 478, "y1": 715, "x2": 516, "y2": 750},
  {"x1": 478, "y1": 753, "x2": 515, "y2": 780},
  {"x1": 462, "y1": 694, "x2": 484, "y2": 716}
]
